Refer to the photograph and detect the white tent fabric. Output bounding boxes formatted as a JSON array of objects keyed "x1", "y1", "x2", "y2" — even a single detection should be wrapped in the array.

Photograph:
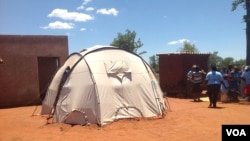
[{"x1": 41, "y1": 45, "x2": 166, "y2": 126}]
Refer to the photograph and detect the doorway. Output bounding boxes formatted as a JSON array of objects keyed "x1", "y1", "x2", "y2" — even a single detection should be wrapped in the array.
[{"x1": 37, "y1": 57, "x2": 59, "y2": 101}]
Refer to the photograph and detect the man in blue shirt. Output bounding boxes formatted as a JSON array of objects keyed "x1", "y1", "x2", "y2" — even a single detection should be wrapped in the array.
[{"x1": 205, "y1": 65, "x2": 227, "y2": 108}]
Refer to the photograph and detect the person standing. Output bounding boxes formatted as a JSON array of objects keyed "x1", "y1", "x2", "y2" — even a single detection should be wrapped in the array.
[
  {"x1": 186, "y1": 65, "x2": 196, "y2": 98},
  {"x1": 205, "y1": 65, "x2": 227, "y2": 108},
  {"x1": 187, "y1": 65, "x2": 206, "y2": 102},
  {"x1": 220, "y1": 70, "x2": 230, "y2": 102},
  {"x1": 240, "y1": 65, "x2": 248, "y2": 98},
  {"x1": 241, "y1": 65, "x2": 250, "y2": 101},
  {"x1": 189, "y1": 65, "x2": 203, "y2": 102}
]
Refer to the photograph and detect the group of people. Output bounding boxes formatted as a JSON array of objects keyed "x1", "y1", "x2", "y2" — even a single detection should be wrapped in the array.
[
  {"x1": 218, "y1": 64, "x2": 250, "y2": 102},
  {"x1": 187, "y1": 64, "x2": 250, "y2": 108}
]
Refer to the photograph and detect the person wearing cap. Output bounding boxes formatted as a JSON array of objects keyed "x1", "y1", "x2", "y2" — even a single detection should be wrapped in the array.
[{"x1": 205, "y1": 64, "x2": 227, "y2": 108}]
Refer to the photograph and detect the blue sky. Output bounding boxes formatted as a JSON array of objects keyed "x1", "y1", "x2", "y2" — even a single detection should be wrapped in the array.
[{"x1": 0, "y1": 0, "x2": 246, "y2": 62}]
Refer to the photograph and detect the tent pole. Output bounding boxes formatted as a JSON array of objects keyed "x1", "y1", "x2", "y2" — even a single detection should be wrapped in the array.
[
  {"x1": 83, "y1": 58, "x2": 102, "y2": 125},
  {"x1": 141, "y1": 60, "x2": 164, "y2": 115},
  {"x1": 46, "y1": 67, "x2": 70, "y2": 123},
  {"x1": 31, "y1": 105, "x2": 39, "y2": 116}
]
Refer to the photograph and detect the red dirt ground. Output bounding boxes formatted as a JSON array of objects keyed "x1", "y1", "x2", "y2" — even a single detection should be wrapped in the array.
[{"x1": 0, "y1": 97, "x2": 249, "y2": 141}]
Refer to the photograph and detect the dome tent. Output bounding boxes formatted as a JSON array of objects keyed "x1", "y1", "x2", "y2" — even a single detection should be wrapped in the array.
[{"x1": 41, "y1": 45, "x2": 167, "y2": 126}]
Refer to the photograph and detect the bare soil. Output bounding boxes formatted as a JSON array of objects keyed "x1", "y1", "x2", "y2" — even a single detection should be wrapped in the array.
[{"x1": 0, "y1": 97, "x2": 249, "y2": 141}]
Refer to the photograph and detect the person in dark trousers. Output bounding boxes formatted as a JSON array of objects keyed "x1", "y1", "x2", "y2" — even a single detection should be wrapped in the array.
[{"x1": 205, "y1": 65, "x2": 227, "y2": 108}]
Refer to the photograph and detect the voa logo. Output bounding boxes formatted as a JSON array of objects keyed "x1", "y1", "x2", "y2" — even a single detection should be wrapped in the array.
[{"x1": 226, "y1": 129, "x2": 246, "y2": 136}]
